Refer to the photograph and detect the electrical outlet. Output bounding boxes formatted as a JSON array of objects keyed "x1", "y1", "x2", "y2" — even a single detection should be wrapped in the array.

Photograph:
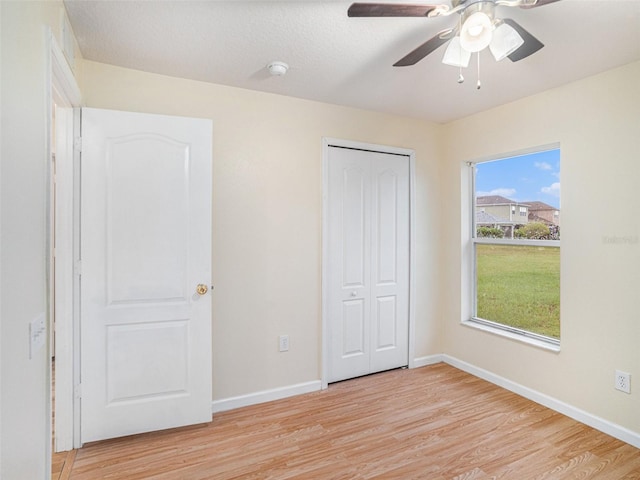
[
  {"x1": 279, "y1": 335, "x2": 289, "y2": 352},
  {"x1": 615, "y1": 370, "x2": 631, "y2": 394}
]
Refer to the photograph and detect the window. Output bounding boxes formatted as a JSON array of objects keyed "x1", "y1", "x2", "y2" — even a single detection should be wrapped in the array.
[{"x1": 470, "y1": 148, "x2": 560, "y2": 345}]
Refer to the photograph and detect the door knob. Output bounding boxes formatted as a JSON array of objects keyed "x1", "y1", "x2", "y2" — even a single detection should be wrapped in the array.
[{"x1": 196, "y1": 284, "x2": 208, "y2": 295}]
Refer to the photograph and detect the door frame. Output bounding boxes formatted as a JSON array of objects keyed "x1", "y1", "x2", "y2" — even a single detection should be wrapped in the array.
[
  {"x1": 321, "y1": 138, "x2": 416, "y2": 389},
  {"x1": 47, "y1": 29, "x2": 82, "y2": 452}
]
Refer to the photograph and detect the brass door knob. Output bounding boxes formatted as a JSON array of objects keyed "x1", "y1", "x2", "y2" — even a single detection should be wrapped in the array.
[{"x1": 196, "y1": 284, "x2": 208, "y2": 295}]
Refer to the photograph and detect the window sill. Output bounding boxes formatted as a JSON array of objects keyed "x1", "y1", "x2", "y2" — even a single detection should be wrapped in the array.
[{"x1": 462, "y1": 319, "x2": 561, "y2": 353}]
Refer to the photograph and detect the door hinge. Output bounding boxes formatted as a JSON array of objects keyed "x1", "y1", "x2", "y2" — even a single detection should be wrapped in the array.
[
  {"x1": 74, "y1": 136, "x2": 82, "y2": 152},
  {"x1": 74, "y1": 383, "x2": 82, "y2": 399},
  {"x1": 74, "y1": 260, "x2": 82, "y2": 276}
]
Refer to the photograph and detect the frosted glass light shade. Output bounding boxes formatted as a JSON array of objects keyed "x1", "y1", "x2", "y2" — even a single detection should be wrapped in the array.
[
  {"x1": 460, "y1": 12, "x2": 493, "y2": 53},
  {"x1": 442, "y1": 37, "x2": 471, "y2": 68},
  {"x1": 489, "y1": 23, "x2": 524, "y2": 61}
]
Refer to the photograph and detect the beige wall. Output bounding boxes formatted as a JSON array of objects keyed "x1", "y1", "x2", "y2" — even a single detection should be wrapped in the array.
[
  {"x1": 441, "y1": 60, "x2": 640, "y2": 434},
  {"x1": 79, "y1": 60, "x2": 445, "y2": 401},
  {"x1": 0, "y1": 1, "x2": 81, "y2": 478}
]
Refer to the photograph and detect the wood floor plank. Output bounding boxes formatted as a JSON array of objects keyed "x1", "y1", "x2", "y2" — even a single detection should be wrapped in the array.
[{"x1": 65, "y1": 363, "x2": 640, "y2": 479}]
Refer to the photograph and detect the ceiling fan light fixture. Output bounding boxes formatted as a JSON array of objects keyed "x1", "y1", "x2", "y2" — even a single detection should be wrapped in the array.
[
  {"x1": 489, "y1": 22, "x2": 525, "y2": 61},
  {"x1": 460, "y1": 12, "x2": 493, "y2": 53},
  {"x1": 442, "y1": 37, "x2": 471, "y2": 68}
]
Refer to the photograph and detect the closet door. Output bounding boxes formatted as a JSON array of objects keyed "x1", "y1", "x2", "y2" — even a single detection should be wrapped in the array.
[{"x1": 326, "y1": 146, "x2": 409, "y2": 383}]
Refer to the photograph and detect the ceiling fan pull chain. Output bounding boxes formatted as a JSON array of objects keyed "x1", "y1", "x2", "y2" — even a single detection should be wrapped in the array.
[
  {"x1": 477, "y1": 52, "x2": 482, "y2": 90},
  {"x1": 458, "y1": 16, "x2": 465, "y2": 84}
]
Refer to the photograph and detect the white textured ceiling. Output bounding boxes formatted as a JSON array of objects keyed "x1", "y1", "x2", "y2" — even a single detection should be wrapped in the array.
[{"x1": 64, "y1": 0, "x2": 640, "y2": 124}]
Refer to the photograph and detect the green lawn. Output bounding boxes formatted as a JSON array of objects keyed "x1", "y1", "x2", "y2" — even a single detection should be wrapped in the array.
[{"x1": 476, "y1": 244, "x2": 560, "y2": 339}]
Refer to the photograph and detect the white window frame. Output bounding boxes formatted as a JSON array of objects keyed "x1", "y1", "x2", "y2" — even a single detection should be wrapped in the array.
[{"x1": 462, "y1": 145, "x2": 561, "y2": 351}]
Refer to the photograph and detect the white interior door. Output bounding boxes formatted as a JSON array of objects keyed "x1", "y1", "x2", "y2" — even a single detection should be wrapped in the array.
[
  {"x1": 326, "y1": 146, "x2": 409, "y2": 383},
  {"x1": 80, "y1": 108, "x2": 213, "y2": 443}
]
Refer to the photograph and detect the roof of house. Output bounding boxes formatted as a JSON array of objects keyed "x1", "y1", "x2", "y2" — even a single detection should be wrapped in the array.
[
  {"x1": 476, "y1": 211, "x2": 512, "y2": 225},
  {"x1": 522, "y1": 201, "x2": 558, "y2": 211},
  {"x1": 528, "y1": 213, "x2": 554, "y2": 225},
  {"x1": 476, "y1": 195, "x2": 522, "y2": 205}
]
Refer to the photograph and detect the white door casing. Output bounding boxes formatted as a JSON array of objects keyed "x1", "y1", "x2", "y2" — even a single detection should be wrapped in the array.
[
  {"x1": 324, "y1": 141, "x2": 412, "y2": 384},
  {"x1": 49, "y1": 29, "x2": 83, "y2": 451},
  {"x1": 80, "y1": 108, "x2": 213, "y2": 443},
  {"x1": 53, "y1": 105, "x2": 75, "y2": 451}
]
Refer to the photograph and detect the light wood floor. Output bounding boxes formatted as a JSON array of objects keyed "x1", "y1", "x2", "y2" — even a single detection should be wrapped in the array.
[
  {"x1": 52, "y1": 449, "x2": 76, "y2": 480},
  {"x1": 60, "y1": 363, "x2": 639, "y2": 479}
]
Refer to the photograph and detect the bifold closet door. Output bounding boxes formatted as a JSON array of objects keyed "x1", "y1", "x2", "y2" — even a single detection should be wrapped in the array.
[{"x1": 326, "y1": 146, "x2": 409, "y2": 383}]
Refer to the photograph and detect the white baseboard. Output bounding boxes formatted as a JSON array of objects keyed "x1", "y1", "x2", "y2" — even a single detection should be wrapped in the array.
[
  {"x1": 441, "y1": 354, "x2": 640, "y2": 449},
  {"x1": 411, "y1": 354, "x2": 445, "y2": 368},
  {"x1": 212, "y1": 380, "x2": 322, "y2": 414}
]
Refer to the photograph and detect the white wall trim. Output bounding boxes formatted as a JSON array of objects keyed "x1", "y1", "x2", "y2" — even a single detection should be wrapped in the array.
[
  {"x1": 211, "y1": 381, "x2": 322, "y2": 413},
  {"x1": 52, "y1": 106, "x2": 75, "y2": 453},
  {"x1": 0, "y1": 4, "x2": 3, "y2": 475},
  {"x1": 50, "y1": 32, "x2": 81, "y2": 107},
  {"x1": 407, "y1": 153, "x2": 417, "y2": 370},
  {"x1": 412, "y1": 354, "x2": 445, "y2": 369},
  {"x1": 47, "y1": 27, "x2": 82, "y2": 453},
  {"x1": 320, "y1": 138, "x2": 417, "y2": 389},
  {"x1": 441, "y1": 354, "x2": 640, "y2": 449},
  {"x1": 321, "y1": 139, "x2": 330, "y2": 390}
]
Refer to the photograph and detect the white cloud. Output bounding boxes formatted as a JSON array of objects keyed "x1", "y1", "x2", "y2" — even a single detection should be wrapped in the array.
[
  {"x1": 477, "y1": 188, "x2": 516, "y2": 198},
  {"x1": 535, "y1": 161, "x2": 553, "y2": 171},
  {"x1": 541, "y1": 182, "x2": 561, "y2": 197}
]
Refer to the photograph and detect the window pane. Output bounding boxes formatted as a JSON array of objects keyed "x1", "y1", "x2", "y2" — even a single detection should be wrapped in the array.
[
  {"x1": 475, "y1": 149, "x2": 561, "y2": 240},
  {"x1": 476, "y1": 244, "x2": 560, "y2": 339},
  {"x1": 472, "y1": 148, "x2": 561, "y2": 342}
]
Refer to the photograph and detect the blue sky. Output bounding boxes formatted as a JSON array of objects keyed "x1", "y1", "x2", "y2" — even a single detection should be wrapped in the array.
[{"x1": 475, "y1": 149, "x2": 561, "y2": 209}]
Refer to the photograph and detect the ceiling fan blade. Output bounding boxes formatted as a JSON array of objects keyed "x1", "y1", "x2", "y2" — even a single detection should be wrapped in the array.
[
  {"x1": 520, "y1": 0, "x2": 561, "y2": 9},
  {"x1": 503, "y1": 19, "x2": 544, "y2": 62},
  {"x1": 348, "y1": 2, "x2": 446, "y2": 17},
  {"x1": 393, "y1": 29, "x2": 455, "y2": 67}
]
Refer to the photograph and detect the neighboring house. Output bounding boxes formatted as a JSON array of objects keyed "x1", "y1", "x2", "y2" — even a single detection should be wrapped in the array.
[
  {"x1": 476, "y1": 210, "x2": 515, "y2": 238},
  {"x1": 523, "y1": 200, "x2": 561, "y2": 227},
  {"x1": 477, "y1": 197, "x2": 561, "y2": 239},
  {"x1": 476, "y1": 195, "x2": 530, "y2": 228}
]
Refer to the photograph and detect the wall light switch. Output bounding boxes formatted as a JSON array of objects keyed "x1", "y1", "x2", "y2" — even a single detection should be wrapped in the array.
[
  {"x1": 279, "y1": 335, "x2": 289, "y2": 352},
  {"x1": 29, "y1": 313, "x2": 46, "y2": 359}
]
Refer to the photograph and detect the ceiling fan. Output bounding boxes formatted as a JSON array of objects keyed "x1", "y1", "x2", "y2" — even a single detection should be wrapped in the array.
[{"x1": 348, "y1": 0, "x2": 560, "y2": 72}]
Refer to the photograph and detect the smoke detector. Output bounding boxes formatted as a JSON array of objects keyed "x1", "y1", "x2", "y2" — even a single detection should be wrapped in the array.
[{"x1": 267, "y1": 61, "x2": 289, "y2": 76}]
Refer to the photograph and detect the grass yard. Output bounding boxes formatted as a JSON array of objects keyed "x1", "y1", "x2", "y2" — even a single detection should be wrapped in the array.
[{"x1": 476, "y1": 244, "x2": 560, "y2": 339}]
